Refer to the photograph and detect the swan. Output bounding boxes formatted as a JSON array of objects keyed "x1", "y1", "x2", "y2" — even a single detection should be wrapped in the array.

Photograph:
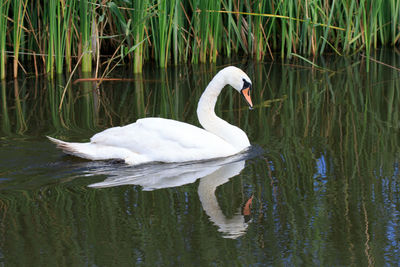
[{"x1": 48, "y1": 66, "x2": 254, "y2": 165}]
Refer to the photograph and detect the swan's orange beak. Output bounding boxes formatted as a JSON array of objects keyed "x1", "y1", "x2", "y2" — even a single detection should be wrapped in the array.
[{"x1": 241, "y1": 86, "x2": 253, "y2": 109}]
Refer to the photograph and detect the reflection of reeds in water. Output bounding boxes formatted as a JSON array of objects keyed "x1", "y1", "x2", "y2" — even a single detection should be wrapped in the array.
[
  {"x1": 13, "y1": 78, "x2": 27, "y2": 133},
  {"x1": 79, "y1": 73, "x2": 98, "y2": 131},
  {"x1": 1, "y1": 80, "x2": 10, "y2": 133},
  {"x1": 0, "y1": 60, "x2": 399, "y2": 265},
  {"x1": 251, "y1": 56, "x2": 399, "y2": 266},
  {"x1": 134, "y1": 74, "x2": 145, "y2": 118}
]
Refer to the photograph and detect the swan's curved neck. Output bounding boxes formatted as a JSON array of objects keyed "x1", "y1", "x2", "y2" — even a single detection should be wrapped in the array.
[
  {"x1": 197, "y1": 75, "x2": 225, "y2": 117},
  {"x1": 197, "y1": 72, "x2": 250, "y2": 150}
]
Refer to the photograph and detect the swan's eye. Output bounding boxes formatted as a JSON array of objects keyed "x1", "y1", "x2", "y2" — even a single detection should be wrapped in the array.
[{"x1": 242, "y1": 78, "x2": 251, "y2": 90}]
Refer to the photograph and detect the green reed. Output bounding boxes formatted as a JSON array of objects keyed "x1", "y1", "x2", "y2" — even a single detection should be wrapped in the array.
[
  {"x1": 0, "y1": 0, "x2": 400, "y2": 77},
  {"x1": 52, "y1": 0, "x2": 75, "y2": 75},
  {"x1": 172, "y1": 0, "x2": 184, "y2": 65},
  {"x1": 0, "y1": 0, "x2": 10, "y2": 79},
  {"x1": 79, "y1": 0, "x2": 94, "y2": 73},
  {"x1": 46, "y1": 0, "x2": 56, "y2": 76},
  {"x1": 132, "y1": 0, "x2": 150, "y2": 73},
  {"x1": 107, "y1": 0, "x2": 152, "y2": 73},
  {"x1": 151, "y1": 0, "x2": 174, "y2": 68},
  {"x1": 12, "y1": 0, "x2": 27, "y2": 78}
]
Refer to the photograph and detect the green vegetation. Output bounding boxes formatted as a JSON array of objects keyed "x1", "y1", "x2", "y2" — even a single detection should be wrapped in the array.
[
  {"x1": 0, "y1": 0, "x2": 10, "y2": 79},
  {"x1": 0, "y1": 0, "x2": 400, "y2": 77}
]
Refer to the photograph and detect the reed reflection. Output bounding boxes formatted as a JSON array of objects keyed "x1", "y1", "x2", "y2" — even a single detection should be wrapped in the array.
[
  {"x1": 0, "y1": 56, "x2": 399, "y2": 266},
  {"x1": 1, "y1": 79, "x2": 10, "y2": 134}
]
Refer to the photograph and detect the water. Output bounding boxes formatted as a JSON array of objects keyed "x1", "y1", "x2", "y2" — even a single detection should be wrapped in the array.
[{"x1": 1, "y1": 53, "x2": 399, "y2": 266}]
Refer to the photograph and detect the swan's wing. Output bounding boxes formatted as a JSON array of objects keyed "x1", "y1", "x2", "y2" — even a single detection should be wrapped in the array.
[{"x1": 90, "y1": 118, "x2": 236, "y2": 162}]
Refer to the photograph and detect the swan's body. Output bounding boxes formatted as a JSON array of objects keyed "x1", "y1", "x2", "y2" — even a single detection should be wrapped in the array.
[{"x1": 48, "y1": 66, "x2": 253, "y2": 165}]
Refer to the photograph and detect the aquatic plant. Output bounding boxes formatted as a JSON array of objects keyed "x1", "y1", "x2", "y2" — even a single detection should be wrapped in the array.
[
  {"x1": 0, "y1": 0, "x2": 399, "y2": 77},
  {"x1": 12, "y1": 0, "x2": 27, "y2": 78},
  {"x1": 0, "y1": 0, "x2": 10, "y2": 79}
]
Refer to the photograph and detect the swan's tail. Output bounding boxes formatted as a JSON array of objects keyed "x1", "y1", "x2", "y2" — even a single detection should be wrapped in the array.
[
  {"x1": 47, "y1": 136, "x2": 136, "y2": 162},
  {"x1": 47, "y1": 136, "x2": 96, "y2": 159}
]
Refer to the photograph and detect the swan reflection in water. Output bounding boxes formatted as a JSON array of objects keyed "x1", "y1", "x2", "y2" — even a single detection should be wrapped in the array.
[{"x1": 88, "y1": 148, "x2": 260, "y2": 239}]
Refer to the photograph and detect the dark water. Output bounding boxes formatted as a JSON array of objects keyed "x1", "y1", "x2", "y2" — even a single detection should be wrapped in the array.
[{"x1": 1, "y1": 53, "x2": 399, "y2": 266}]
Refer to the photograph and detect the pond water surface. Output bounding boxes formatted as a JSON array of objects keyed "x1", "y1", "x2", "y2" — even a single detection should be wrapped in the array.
[{"x1": 1, "y1": 53, "x2": 399, "y2": 266}]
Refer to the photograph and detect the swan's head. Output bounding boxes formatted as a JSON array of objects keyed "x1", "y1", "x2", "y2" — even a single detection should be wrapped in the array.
[{"x1": 221, "y1": 66, "x2": 253, "y2": 109}]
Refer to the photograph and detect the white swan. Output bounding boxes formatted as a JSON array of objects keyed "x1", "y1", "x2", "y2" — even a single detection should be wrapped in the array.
[{"x1": 48, "y1": 66, "x2": 253, "y2": 165}]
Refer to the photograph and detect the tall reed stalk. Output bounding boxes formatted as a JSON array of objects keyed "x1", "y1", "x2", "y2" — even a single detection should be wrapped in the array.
[
  {"x1": 0, "y1": 0, "x2": 10, "y2": 79},
  {"x1": 46, "y1": 0, "x2": 56, "y2": 76},
  {"x1": 172, "y1": 0, "x2": 184, "y2": 65},
  {"x1": 12, "y1": 0, "x2": 27, "y2": 78},
  {"x1": 151, "y1": 0, "x2": 176, "y2": 68},
  {"x1": 57, "y1": 0, "x2": 75, "y2": 74},
  {"x1": 132, "y1": 0, "x2": 149, "y2": 73},
  {"x1": 79, "y1": 0, "x2": 94, "y2": 73}
]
